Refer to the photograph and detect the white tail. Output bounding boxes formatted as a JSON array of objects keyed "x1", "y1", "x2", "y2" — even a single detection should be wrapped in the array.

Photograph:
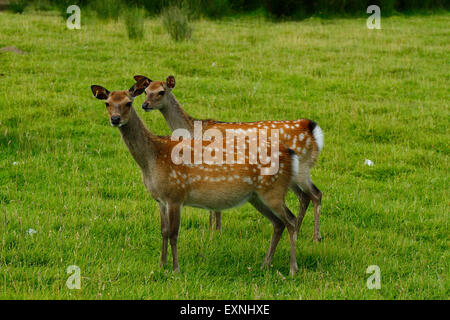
[{"x1": 312, "y1": 124, "x2": 324, "y2": 153}]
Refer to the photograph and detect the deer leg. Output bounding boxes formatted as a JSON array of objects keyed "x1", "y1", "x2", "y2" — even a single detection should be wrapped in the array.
[
  {"x1": 168, "y1": 204, "x2": 181, "y2": 272},
  {"x1": 295, "y1": 168, "x2": 323, "y2": 242},
  {"x1": 255, "y1": 195, "x2": 298, "y2": 276},
  {"x1": 280, "y1": 205, "x2": 299, "y2": 276},
  {"x1": 262, "y1": 219, "x2": 284, "y2": 269},
  {"x1": 291, "y1": 184, "x2": 311, "y2": 234},
  {"x1": 249, "y1": 197, "x2": 285, "y2": 269},
  {"x1": 158, "y1": 202, "x2": 169, "y2": 268},
  {"x1": 310, "y1": 184, "x2": 322, "y2": 242},
  {"x1": 298, "y1": 184, "x2": 322, "y2": 242},
  {"x1": 215, "y1": 211, "x2": 222, "y2": 232},
  {"x1": 209, "y1": 211, "x2": 215, "y2": 230},
  {"x1": 209, "y1": 211, "x2": 222, "y2": 232}
]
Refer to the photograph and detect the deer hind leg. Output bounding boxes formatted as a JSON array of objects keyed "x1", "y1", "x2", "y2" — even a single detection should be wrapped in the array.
[
  {"x1": 209, "y1": 211, "x2": 214, "y2": 230},
  {"x1": 281, "y1": 204, "x2": 299, "y2": 276},
  {"x1": 291, "y1": 184, "x2": 311, "y2": 234},
  {"x1": 295, "y1": 169, "x2": 323, "y2": 242},
  {"x1": 310, "y1": 184, "x2": 322, "y2": 242},
  {"x1": 249, "y1": 197, "x2": 285, "y2": 270},
  {"x1": 256, "y1": 194, "x2": 298, "y2": 276},
  {"x1": 167, "y1": 203, "x2": 181, "y2": 272},
  {"x1": 158, "y1": 202, "x2": 169, "y2": 268},
  {"x1": 215, "y1": 211, "x2": 222, "y2": 231},
  {"x1": 209, "y1": 211, "x2": 222, "y2": 232}
]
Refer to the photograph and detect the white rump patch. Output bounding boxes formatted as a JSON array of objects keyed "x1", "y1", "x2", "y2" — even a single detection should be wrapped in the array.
[{"x1": 312, "y1": 125, "x2": 324, "y2": 153}]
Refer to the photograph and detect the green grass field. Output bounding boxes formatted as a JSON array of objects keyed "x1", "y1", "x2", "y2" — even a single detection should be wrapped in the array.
[{"x1": 0, "y1": 10, "x2": 448, "y2": 299}]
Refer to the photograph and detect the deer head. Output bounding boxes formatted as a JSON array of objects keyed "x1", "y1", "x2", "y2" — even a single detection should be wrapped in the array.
[
  {"x1": 134, "y1": 75, "x2": 175, "y2": 111},
  {"x1": 90, "y1": 80, "x2": 147, "y2": 127}
]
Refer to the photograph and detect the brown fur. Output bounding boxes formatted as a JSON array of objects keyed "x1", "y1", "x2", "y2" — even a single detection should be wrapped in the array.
[
  {"x1": 135, "y1": 75, "x2": 323, "y2": 241},
  {"x1": 91, "y1": 82, "x2": 302, "y2": 275}
]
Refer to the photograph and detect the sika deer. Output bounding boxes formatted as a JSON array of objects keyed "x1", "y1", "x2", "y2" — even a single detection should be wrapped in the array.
[
  {"x1": 91, "y1": 80, "x2": 302, "y2": 275},
  {"x1": 134, "y1": 75, "x2": 324, "y2": 241}
]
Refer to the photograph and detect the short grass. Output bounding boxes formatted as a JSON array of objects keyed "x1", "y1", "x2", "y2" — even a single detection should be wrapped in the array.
[{"x1": 0, "y1": 10, "x2": 448, "y2": 299}]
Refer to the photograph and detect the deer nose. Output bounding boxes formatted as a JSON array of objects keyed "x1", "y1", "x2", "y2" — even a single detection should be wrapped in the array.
[
  {"x1": 111, "y1": 115, "x2": 121, "y2": 125},
  {"x1": 142, "y1": 102, "x2": 150, "y2": 110}
]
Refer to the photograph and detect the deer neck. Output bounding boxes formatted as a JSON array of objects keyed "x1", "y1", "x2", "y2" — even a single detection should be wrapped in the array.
[
  {"x1": 160, "y1": 93, "x2": 195, "y2": 134},
  {"x1": 118, "y1": 107, "x2": 157, "y2": 170}
]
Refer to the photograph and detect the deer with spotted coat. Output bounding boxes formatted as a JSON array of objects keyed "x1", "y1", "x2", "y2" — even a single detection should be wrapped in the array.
[
  {"x1": 133, "y1": 75, "x2": 324, "y2": 241},
  {"x1": 91, "y1": 79, "x2": 303, "y2": 275}
]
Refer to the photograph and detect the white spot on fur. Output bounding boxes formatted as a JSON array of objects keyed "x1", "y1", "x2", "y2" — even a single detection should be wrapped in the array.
[
  {"x1": 305, "y1": 138, "x2": 311, "y2": 147},
  {"x1": 243, "y1": 177, "x2": 252, "y2": 184}
]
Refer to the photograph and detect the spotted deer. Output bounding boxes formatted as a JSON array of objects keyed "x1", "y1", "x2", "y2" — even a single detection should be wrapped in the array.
[
  {"x1": 133, "y1": 75, "x2": 324, "y2": 241},
  {"x1": 90, "y1": 79, "x2": 303, "y2": 275}
]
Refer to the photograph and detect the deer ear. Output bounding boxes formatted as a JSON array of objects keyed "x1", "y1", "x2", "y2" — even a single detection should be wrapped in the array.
[
  {"x1": 133, "y1": 75, "x2": 152, "y2": 83},
  {"x1": 91, "y1": 85, "x2": 110, "y2": 100},
  {"x1": 166, "y1": 75, "x2": 175, "y2": 89},
  {"x1": 129, "y1": 77, "x2": 152, "y2": 97}
]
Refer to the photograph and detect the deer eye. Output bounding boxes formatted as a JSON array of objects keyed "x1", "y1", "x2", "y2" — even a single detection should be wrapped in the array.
[{"x1": 158, "y1": 91, "x2": 165, "y2": 96}]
